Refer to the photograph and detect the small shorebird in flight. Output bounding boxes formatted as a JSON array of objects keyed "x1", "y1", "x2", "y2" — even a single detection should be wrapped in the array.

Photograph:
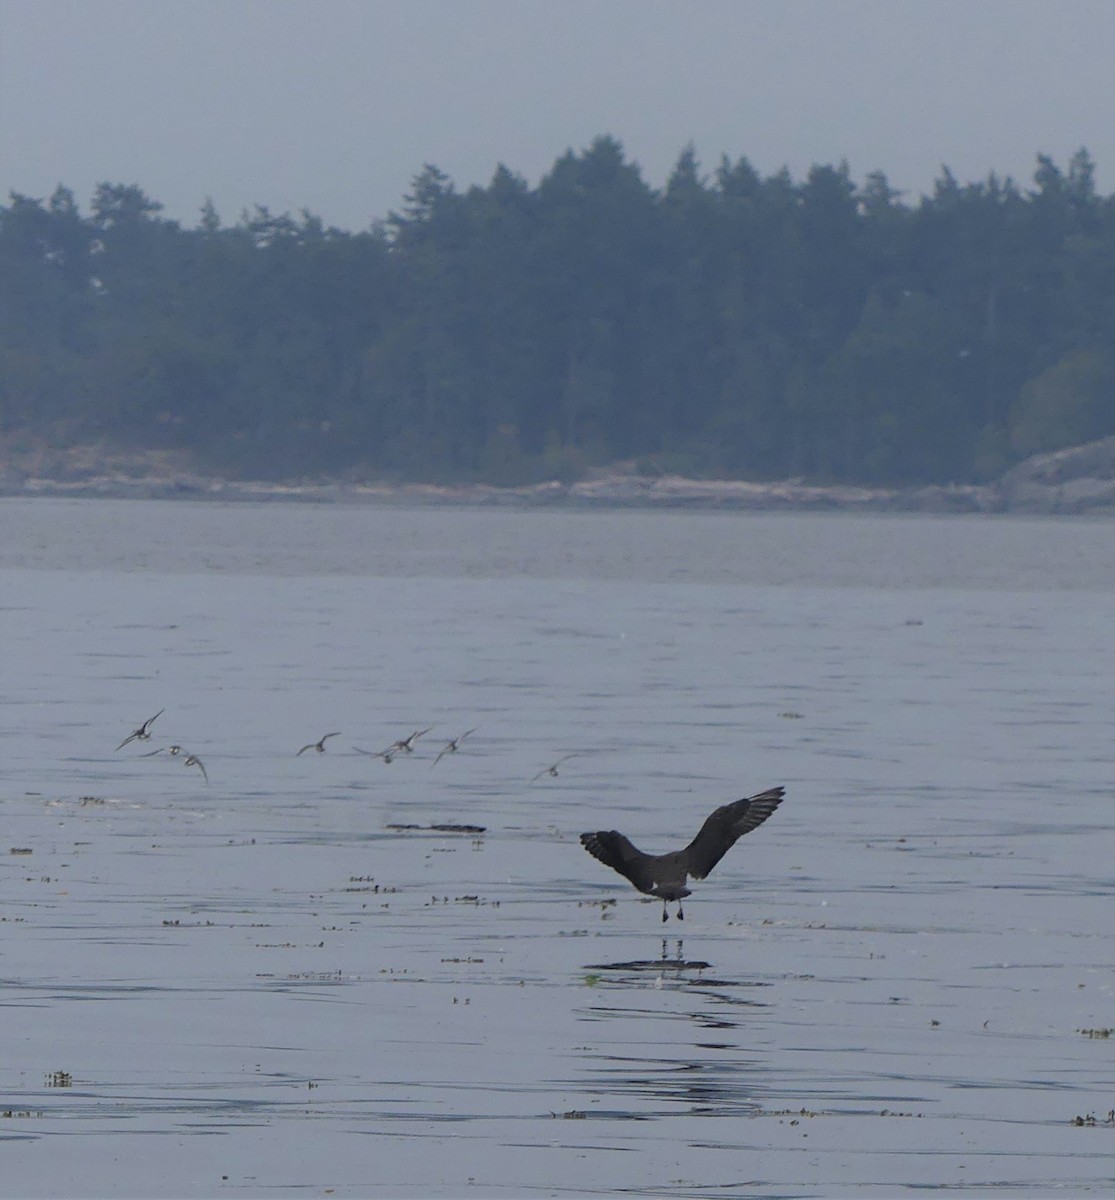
[
  {"x1": 182, "y1": 752, "x2": 208, "y2": 784},
  {"x1": 116, "y1": 709, "x2": 165, "y2": 751},
  {"x1": 433, "y1": 728, "x2": 477, "y2": 766},
  {"x1": 531, "y1": 753, "x2": 577, "y2": 783},
  {"x1": 580, "y1": 786, "x2": 785, "y2": 922},
  {"x1": 391, "y1": 728, "x2": 432, "y2": 754},
  {"x1": 354, "y1": 745, "x2": 397, "y2": 764},
  {"x1": 297, "y1": 732, "x2": 341, "y2": 756},
  {"x1": 140, "y1": 744, "x2": 183, "y2": 758}
]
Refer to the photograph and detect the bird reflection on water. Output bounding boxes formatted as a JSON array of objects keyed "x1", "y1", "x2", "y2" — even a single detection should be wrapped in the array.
[
  {"x1": 582, "y1": 938, "x2": 772, "y2": 1002},
  {"x1": 586, "y1": 937, "x2": 710, "y2": 975},
  {"x1": 574, "y1": 939, "x2": 772, "y2": 1122}
]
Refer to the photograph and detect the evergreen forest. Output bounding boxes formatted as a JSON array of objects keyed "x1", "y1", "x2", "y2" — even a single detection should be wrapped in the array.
[{"x1": 1, "y1": 138, "x2": 1113, "y2": 485}]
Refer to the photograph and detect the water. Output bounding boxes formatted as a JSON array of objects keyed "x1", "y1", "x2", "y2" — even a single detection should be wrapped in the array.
[{"x1": 1, "y1": 498, "x2": 1113, "y2": 1197}]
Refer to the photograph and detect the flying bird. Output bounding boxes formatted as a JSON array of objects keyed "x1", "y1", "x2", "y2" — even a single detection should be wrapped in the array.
[
  {"x1": 354, "y1": 745, "x2": 397, "y2": 764},
  {"x1": 183, "y1": 752, "x2": 208, "y2": 784},
  {"x1": 115, "y1": 709, "x2": 165, "y2": 751},
  {"x1": 391, "y1": 727, "x2": 432, "y2": 753},
  {"x1": 140, "y1": 744, "x2": 183, "y2": 758},
  {"x1": 433, "y1": 728, "x2": 477, "y2": 766},
  {"x1": 531, "y1": 754, "x2": 578, "y2": 783},
  {"x1": 297, "y1": 732, "x2": 341, "y2": 756},
  {"x1": 580, "y1": 786, "x2": 785, "y2": 922}
]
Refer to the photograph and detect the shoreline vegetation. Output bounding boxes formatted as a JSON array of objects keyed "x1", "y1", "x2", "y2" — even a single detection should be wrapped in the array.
[
  {"x1": 3, "y1": 434, "x2": 1114, "y2": 515},
  {"x1": 4, "y1": 145, "x2": 1113, "y2": 498}
]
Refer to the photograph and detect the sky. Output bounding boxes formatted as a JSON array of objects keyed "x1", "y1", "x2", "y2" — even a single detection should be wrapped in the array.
[{"x1": 1, "y1": 0, "x2": 1112, "y2": 232}]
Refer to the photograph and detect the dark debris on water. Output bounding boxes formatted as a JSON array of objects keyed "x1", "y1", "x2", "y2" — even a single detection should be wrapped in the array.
[{"x1": 385, "y1": 823, "x2": 486, "y2": 835}]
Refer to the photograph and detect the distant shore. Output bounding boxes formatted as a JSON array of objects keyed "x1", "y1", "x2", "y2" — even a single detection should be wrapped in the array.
[
  {"x1": 3, "y1": 437, "x2": 1114, "y2": 515},
  {"x1": 3, "y1": 468, "x2": 999, "y2": 514}
]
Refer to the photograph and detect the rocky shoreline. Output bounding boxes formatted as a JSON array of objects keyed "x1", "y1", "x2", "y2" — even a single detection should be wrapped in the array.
[{"x1": 3, "y1": 437, "x2": 1115, "y2": 515}]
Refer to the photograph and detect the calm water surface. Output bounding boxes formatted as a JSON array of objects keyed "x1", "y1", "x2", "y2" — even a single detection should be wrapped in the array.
[{"x1": 1, "y1": 498, "x2": 1113, "y2": 1197}]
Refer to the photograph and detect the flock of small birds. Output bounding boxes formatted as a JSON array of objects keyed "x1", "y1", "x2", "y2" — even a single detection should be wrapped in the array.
[
  {"x1": 114, "y1": 713, "x2": 484, "y2": 782},
  {"x1": 117, "y1": 716, "x2": 570, "y2": 783},
  {"x1": 112, "y1": 710, "x2": 573, "y2": 787},
  {"x1": 113, "y1": 709, "x2": 786, "y2": 922},
  {"x1": 114, "y1": 709, "x2": 210, "y2": 784}
]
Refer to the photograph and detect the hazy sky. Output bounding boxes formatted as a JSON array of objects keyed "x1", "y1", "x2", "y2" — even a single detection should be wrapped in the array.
[{"x1": 2, "y1": 0, "x2": 1112, "y2": 231}]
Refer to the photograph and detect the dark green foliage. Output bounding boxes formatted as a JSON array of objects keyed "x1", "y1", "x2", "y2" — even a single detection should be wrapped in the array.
[{"x1": 1, "y1": 144, "x2": 1112, "y2": 483}]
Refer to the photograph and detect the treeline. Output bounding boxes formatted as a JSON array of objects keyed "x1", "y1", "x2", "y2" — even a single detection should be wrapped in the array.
[{"x1": 1, "y1": 137, "x2": 1113, "y2": 484}]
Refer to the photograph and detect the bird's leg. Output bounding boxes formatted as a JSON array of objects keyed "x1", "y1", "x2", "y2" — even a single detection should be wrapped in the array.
[
  {"x1": 661, "y1": 901, "x2": 669, "y2": 923},
  {"x1": 677, "y1": 900, "x2": 684, "y2": 921}
]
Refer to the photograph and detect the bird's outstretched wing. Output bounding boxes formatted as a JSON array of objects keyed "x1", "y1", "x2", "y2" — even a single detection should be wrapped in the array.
[
  {"x1": 683, "y1": 786, "x2": 785, "y2": 879},
  {"x1": 116, "y1": 708, "x2": 164, "y2": 751},
  {"x1": 579, "y1": 831, "x2": 657, "y2": 894}
]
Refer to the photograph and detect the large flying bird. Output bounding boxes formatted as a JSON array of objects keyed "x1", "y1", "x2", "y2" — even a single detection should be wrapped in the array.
[{"x1": 580, "y1": 786, "x2": 785, "y2": 922}]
